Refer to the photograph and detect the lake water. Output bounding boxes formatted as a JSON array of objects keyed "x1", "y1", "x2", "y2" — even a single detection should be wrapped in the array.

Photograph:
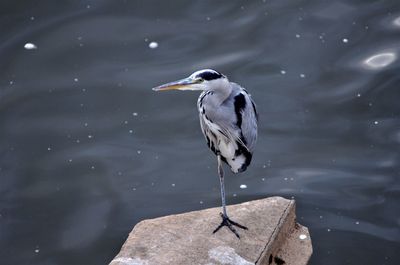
[{"x1": 1, "y1": 1, "x2": 399, "y2": 264}]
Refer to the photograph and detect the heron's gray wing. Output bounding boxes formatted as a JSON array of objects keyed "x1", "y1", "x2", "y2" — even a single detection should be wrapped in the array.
[
  {"x1": 239, "y1": 92, "x2": 258, "y2": 151},
  {"x1": 220, "y1": 83, "x2": 257, "y2": 152},
  {"x1": 203, "y1": 84, "x2": 257, "y2": 152}
]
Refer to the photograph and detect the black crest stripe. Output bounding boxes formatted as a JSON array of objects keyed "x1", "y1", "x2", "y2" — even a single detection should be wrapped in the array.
[{"x1": 197, "y1": 71, "x2": 222, "y2": 81}]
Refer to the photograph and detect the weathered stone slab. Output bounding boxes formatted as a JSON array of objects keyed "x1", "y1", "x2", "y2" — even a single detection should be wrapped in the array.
[{"x1": 110, "y1": 196, "x2": 312, "y2": 265}]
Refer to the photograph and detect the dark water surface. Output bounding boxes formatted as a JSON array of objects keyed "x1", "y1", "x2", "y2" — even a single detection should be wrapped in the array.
[{"x1": 1, "y1": 0, "x2": 400, "y2": 264}]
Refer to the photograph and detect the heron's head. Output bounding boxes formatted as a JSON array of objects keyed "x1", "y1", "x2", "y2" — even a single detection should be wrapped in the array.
[{"x1": 153, "y1": 69, "x2": 228, "y2": 92}]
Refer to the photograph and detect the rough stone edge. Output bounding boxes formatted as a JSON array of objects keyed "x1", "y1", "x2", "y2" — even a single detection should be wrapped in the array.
[
  {"x1": 275, "y1": 224, "x2": 313, "y2": 265},
  {"x1": 110, "y1": 198, "x2": 312, "y2": 265},
  {"x1": 255, "y1": 200, "x2": 296, "y2": 264}
]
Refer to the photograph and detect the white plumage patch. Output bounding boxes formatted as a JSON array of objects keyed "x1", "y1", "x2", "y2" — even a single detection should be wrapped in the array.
[{"x1": 203, "y1": 117, "x2": 246, "y2": 173}]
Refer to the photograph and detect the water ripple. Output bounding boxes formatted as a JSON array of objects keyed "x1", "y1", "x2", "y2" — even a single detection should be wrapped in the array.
[{"x1": 362, "y1": 51, "x2": 397, "y2": 69}]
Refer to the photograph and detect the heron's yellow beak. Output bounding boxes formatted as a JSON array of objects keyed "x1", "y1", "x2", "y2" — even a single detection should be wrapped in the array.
[{"x1": 152, "y1": 77, "x2": 202, "y2": 91}]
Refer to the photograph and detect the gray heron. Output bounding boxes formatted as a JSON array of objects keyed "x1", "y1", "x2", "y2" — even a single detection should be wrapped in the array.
[{"x1": 153, "y1": 69, "x2": 258, "y2": 238}]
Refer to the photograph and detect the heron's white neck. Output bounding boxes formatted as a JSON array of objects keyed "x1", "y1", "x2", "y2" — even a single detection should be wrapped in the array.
[{"x1": 207, "y1": 78, "x2": 232, "y2": 103}]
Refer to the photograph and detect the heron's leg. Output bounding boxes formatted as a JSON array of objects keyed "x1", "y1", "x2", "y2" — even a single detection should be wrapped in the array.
[
  {"x1": 217, "y1": 154, "x2": 227, "y2": 217},
  {"x1": 213, "y1": 154, "x2": 248, "y2": 239}
]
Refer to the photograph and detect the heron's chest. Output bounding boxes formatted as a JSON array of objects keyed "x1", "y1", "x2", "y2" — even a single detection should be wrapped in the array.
[{"x1": 199, "y1": 110, "x2": 236, "y2": 153}]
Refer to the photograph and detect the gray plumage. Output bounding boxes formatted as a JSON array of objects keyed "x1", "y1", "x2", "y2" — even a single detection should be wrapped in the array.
[
  {"x1": 153, "y1": 69, "x2": 258, "y2": 238},
  {"x1": 197, "y1": 82, "x2": 258, "y2": 173}
]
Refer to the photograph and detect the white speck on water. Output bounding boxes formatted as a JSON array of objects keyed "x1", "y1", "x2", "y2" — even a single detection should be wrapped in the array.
[
  {"x1": 132, "y1": 187, "x2": 136, "y2": 191},
  {"x1": 82, "y1": 88, "x2": 86, "y2": 92},
  {"x1": 47, "y1": 147, "x2": 51, "y2": 151},
  {"x1": 34, "y1": 247, "x2": 40, "y2": 253},
  {"x1": 149, "y1": 42, "x2": 158, "y2": 49},
  {"x1": 206, "y1": 16, "x2": 211, "y2": 21},
  {"x1": 199, "y1": 200, "x2": 203, "y2": 204},
  {"x1": 284, "y1": 177, "x2": 288, "y2": 181},
  {"x1": 233, "y1": 193, "x2": 237, "y2": 197},
  {"x1": 363, "y1": 52, "x2": 397, "y2": 69},
  {"x1": 355, "y1": 221, "x2": 360, "y2": 225},
  {"x1": 132, "y1": 112, "x2": 138, "y2": 116},
  {"x1": 137, "y1": 150, "x2": 141, "y2": 154},
  {"x1": 76, "y1": 139, "x2": 80, "y2": 143},
  {"x1": 280, "y1": 70, "x2": 286, "y2": 75},
  {"x1": 299, "y1": 234, "x2": 307, "y2": 240},
  {"x1": 124, "y1": 120, "x2": 128, "y2": 124},
  {"x1": 86, "y1": 4, "x2": 91, "y2": 9},
  {"x1": 357, "y1": 93, "x2": 361, "y2": 97},
  {"x1": 171, "y1": 183, "x2": 175, "y2": 187},
  {"x1": 88, "y1": 135, "x2": 93, "y2": 139},
  {"x1": 342, "y1": 38, "x2": 348, "y2": 43},
  {"x1": 74, "y1": 78, "x2": 79, "y2": 82},
  {"x1": 30, "y1": 16, "x2": 35, "y2": 20},
  {"x1": 129, "y1": 130, "x2": 133, "y2": 134},
  {"x1": 68, "y1": 159, "x2": 73, "y2": 162},
  {"x1": 374, "y1": 121, "x2": 379, "y2": 125},
  {"x1": 118, "y1": 171, "x2": 122, "y2": 176},
  {"x1": 327, "y1": 228, "x2": 331, "y2": 232},
  {"x1": 319, "y1": 215, "x2": 323, "y2": 219},
  {"x1": 295, "y1": 34, "x2": 301, "y2": 38},
  {"x1": 84, "y1": 122, "x2": 88, "y2": 127},
  {"x1": 209, "y1": 246, "x2": 253, "y2": 265},
  {"x1": 261, "y1": 178, "x2": 265, "y2": 181},
  {"x1": 300, "y1": 73, "x2": 306, "y2": 78},
  {"x1": 239, "y1": 184, "x2": 247, "y2": 189},
  {"x1": 9, "y1": 80, "x2": 14, "y2": 85},
  {"x1": 24, "y1": 43, "x2": 37, "y2": 50}
]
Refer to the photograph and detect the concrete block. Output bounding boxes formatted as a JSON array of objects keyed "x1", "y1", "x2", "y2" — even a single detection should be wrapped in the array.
[{"x1": 109, "y1": 196, "x2": 312, "y2": 265}]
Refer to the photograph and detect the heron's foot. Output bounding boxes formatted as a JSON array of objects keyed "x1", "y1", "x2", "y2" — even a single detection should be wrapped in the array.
[{"x1": 212, "y1": 212, "x2": 248, "y2": 239}]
